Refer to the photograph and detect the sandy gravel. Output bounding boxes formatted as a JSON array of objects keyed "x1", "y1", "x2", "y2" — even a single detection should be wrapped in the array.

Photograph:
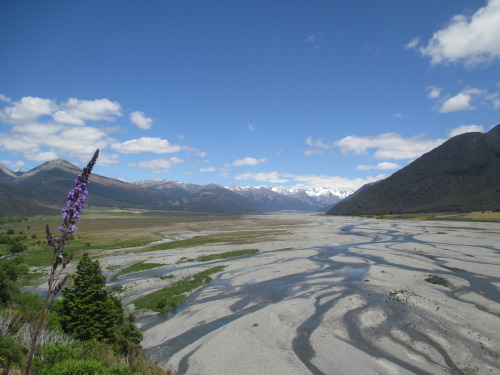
[{"x1": 102, "y1": 213, "x2": 500, "y2": 375}]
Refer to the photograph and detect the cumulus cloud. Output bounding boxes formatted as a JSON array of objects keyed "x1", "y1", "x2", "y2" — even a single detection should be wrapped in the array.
[
  {"x1": 130, "y1": 111, "x2": 153, "y2": 130},
  {"x1": 431, "y1": 87, "x2": 497, "y2": 113},
  {"x1": 0, "y1": 96, "x2": 56, "y2": 124},
  {"x1": 95, "y1": 153, "x2": 120, "y2": 166},
  {"x1": 439, "y1": 92, "x2": 476, "y2": 113},
  {"x1": 232, "y1": 157, "x2": 267, "y2": 167},
  {"x1": 447, "y1": 124, "x2": 484, "y2": 137},
  {"x1": 336, "y1": 132, "x2": 445, "y2": 160},
  {"x1": 53, "y1": 98, "x2": 122, "y2": 125},
  {"x1": 416, "y1": 0, "x2": 500, "y2": 66},
  {"x1": 111, "y1": 137, "x2": 182, "y2": 154},
  {"x1": 356, "y1": 162, "x2": 401, "y2": 171},
  {"x1": 129, "y1": 157, "x2": 183, "y2": 173},
  {"x1": 0, "y1": 95, "x2": 202, "y2": 168},
  {"x1": 0, "y1": 123, "x2": 110, "y2": 162}
]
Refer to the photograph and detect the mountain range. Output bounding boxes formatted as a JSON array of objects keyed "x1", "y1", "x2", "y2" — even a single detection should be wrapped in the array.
[
  {"x1": 2, "y1": 124, "x2": 499, "y2": 217},
  {"x1": 0, "y1": 161, "x2": 350, "y2": 216},
  {"x1": 328, "y1": 124, "x2": 500, "y2": 215}
]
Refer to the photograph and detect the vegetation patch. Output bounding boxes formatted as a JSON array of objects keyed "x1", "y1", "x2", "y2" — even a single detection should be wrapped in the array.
[
  {"x1": 177, "y1": 249, "x2": 259, "y2": 264},
  {"x1": 197, "y1": 249, "x2": 259, "y2": 262},
  {"x1": 111, "y1": 262, "x2": 165, "y2": 280},
  {"x1": 389, "y1": 289, "x2": 417, "y2": 304},
  {"x1": 143, "y1": 231, "x2": 283, "y2": 252},
  {"x1": 134, "y1": 266, "x2": 225, "y2": 313},
  {"x1": 425, "y1": 274, "x2": 455, "y2": 289}
]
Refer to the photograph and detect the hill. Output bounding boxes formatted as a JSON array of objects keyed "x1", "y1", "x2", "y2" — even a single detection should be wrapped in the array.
[{"x1": 328, "y1": 125, "x2": 500, "y2": 215}]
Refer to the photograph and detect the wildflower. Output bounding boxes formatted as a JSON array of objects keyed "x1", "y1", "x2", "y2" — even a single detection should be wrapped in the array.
[
  {"x1": 25, "y1": 149, "x2": 99, "y2": 375},
  {"x1": 51, "y1": 149, "x2": 99, "y2": 263}
]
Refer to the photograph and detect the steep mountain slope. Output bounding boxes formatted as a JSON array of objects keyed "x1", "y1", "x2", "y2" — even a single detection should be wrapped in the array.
[
  {"x1": 0, "y1": 183, "x2": 59, "y2": 216},
  {"x1": 328, "y1": 125, "x2": 500, "y2": 215}
]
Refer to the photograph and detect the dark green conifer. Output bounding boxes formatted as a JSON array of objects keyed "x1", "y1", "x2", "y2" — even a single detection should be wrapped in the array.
[{"x1": 60, "y1": 253, "x2": 122, "y2": 342}]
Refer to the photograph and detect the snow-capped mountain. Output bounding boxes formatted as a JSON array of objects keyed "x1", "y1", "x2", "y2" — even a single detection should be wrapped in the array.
[
  {"x1": 134, "y1": 179, "x2": 355, "y2": 212},
  {"x1": 226, "y1": 185, "x2": 355, "y2": 210}
]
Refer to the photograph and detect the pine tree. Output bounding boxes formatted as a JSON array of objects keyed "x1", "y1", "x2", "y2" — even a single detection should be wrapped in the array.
[{"x1": 60, "y1": 253, "x2": 122, "y2": 342}]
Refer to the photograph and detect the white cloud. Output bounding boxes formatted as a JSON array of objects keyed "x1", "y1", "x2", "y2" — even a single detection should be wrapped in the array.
[
  {"x1": 356, "y1": 162, "x2": 401, "y2": 171},
  {"x1": 248, "y1": 124, "x2": 256, "y2": 132},
  {"x1": 111, "y1": 137, "x2": 182, "y2": 154},
  {"x1": 235, "y1": 171, "x2": 288, "y2": 184},
  {"x1": 301, "y1": 149, "x2": 324, "y2": 156},
  {"x1": 53, "y1": 98, "x2": 122, "y2": 125},
  {"x1": 182, "y1": 146, "x2": 207, "y2": 157},
  {"x1": 336, "y1": 132, "x2": 445, "y2": 160},
  {"x1": 234, "y1": 171, "x2": 387, "y2": 191},
  {"x1": 95, "y1": 153, "x2": 120, "y2": 166},
  {"x1": 447, "y1": 124, "x2": 484, "y2": 137},
  {"x1": 130, "y1": 111, "x2": 153, "y2": 130},
  {"x1": 129, "y1": 157, "x2": 183, "y2": 173},
  {"x1": 429, "y1": 86, "x2": 499, "y2": 112},
  {"x1": 405, "y1": 37, "x2": 420, "y2": 50},
  {"x1": 0, "y1": 159, "x2": 25, "y2": 168},
  {"x1": 0, "y1": 94, "x2": 12, "y2": 103},
  {"x1": 439, "y1": 92, "x2": 476, "y2": 113},
  {"x1": 27, "y1": 151, "x2": 59, "y2": 162},
  {"x1": 232, "y1": 157, "x2": 267, "y2": 167},
  {"x1": 0, "y1": 95, "x2": 204, "y2": 167},
  {"x1": 0, "y1": 96, "x2": 56, "y2": 124},
  {"x1": 199, "y1": 166, "x2": 216, "y2": 172},
  {"x1": 426, "y1": 86, "x2": 442, "y2": 99},
  {"x1": 303, "y1": 136, "x2": 333, "y2": 155},
  {"x1": 417, "y1": 0, "x2": 500, "y2": 66},
  {"x1": 305, "y1": 34, "x2": 322, "y2": 49},
  {"x1": 285, "y1": 173, "x2": 387, "y2": 191},
  {"x1": 305, "y1": 136, "x2": 331, "y2": 149}
]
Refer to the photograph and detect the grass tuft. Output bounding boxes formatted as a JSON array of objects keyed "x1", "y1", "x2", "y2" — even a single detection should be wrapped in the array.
[{"x1": 425, "y1": 274, "x2": 455, "y2": 288}]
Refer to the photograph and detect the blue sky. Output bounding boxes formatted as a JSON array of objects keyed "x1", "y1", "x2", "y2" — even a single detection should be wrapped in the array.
[{"x1": 1, "y1": 0, "x2": 499, "y2": 191}]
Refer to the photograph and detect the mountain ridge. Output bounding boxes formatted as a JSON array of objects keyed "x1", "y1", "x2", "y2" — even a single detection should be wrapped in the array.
[
  {"x1": 0, "y1": 163, "x2": 349, "y2": 216},
  {"x1": 328, "y1": 125, "x2": 500, "y2": 215}
]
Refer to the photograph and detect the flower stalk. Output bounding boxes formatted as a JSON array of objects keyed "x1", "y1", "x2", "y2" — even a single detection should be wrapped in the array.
[{"x1": 24, "y1": 149, "x2": 99, "y2": 375}]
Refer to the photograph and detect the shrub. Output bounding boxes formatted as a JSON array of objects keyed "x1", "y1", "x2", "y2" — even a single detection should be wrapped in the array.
[{"x1": 9, "y1": 242, "x2": 26, "y2": 253}]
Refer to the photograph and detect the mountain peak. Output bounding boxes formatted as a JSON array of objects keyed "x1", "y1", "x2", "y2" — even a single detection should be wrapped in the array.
[
  {"x1": 489, "y1": 124, "x2": 500, "y2": 133},
  {"x1": 22, "y1": 158, "x2": 80, "y2": 178}
]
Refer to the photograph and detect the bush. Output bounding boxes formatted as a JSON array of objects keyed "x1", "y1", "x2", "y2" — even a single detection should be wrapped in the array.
[
  {"x1": 38, "y1": 358, "x2": 130, "y2": 375},
  {"x1": 35, "y1": 341, "x2": 149, "y2": 375},
  {"x1": 9, "y1": 242, "x2": 26, "y2": 253},
  {"x1": 0, "y1": 334, "x2": 26, "y2": 373}
]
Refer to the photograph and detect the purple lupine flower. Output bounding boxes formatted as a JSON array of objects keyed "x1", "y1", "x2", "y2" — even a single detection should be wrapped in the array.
[
  {"x1": 27, "y1": 149, "x2": 100, "y2": 375},
  {"x1": 50, "y1": 149, "x2": 99, "y2": 261}
]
